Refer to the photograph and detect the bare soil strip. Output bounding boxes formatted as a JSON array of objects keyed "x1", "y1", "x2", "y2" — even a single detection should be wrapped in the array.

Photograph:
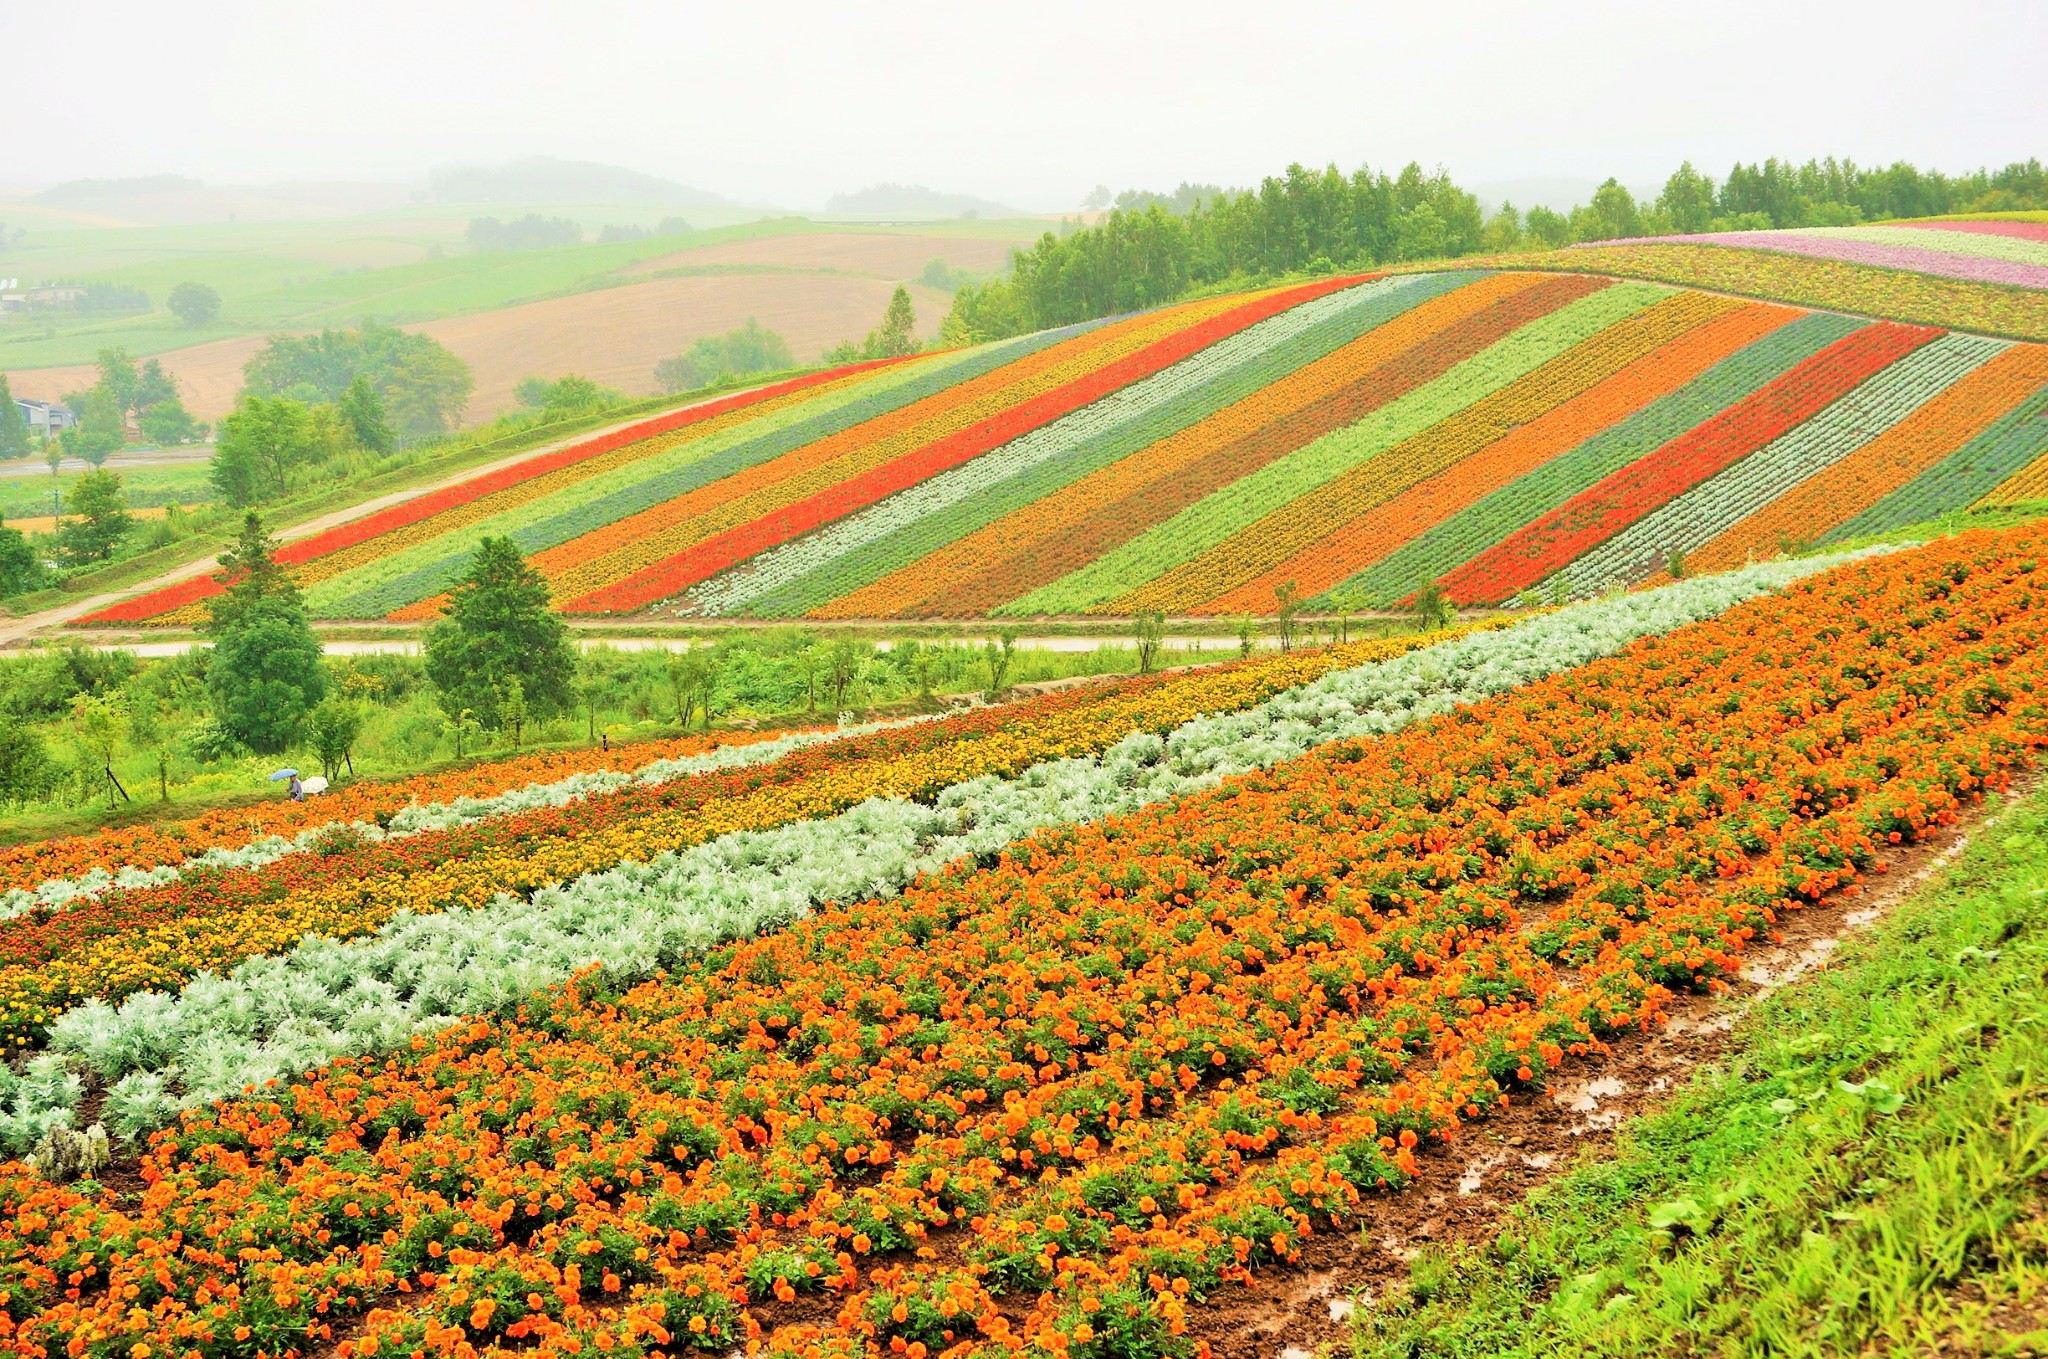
[{"x1": 1184, "y1": 782, "x2": 2020, "y2": 1359}]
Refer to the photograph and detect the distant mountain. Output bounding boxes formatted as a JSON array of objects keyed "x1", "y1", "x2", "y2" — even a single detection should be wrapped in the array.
[
  {"x1": 30, "y1": 175, "x2": 415, "y2": 224},
  {"x1": 429, "y1": 157, "x2": 734, "y2": 208},
  {"x1": 35, "y1": 174, "x2": 206, "y2": 205},
  {"x1": 823, "y1": 184, "x2": 1026, "y2": 220}
]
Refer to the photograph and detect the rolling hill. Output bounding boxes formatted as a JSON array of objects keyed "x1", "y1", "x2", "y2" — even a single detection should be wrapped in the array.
[
  {"x1": 83, "y1": 253, "x2": 2048, "y2": 627},
  {"x1": 0, "y1": 218, "x2": 1032, "y2": 423},
  {"x1": 1482, "y1": 214, "x2": 2048, "y2": 342}
]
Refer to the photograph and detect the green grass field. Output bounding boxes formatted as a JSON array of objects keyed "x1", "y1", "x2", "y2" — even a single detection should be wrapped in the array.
[
  {"x1": 0, "y1": 213, "x2": 1046, "y2": 370},
  {"x1": 0, "y1": 459, "x2": 212, "y2": 520}
]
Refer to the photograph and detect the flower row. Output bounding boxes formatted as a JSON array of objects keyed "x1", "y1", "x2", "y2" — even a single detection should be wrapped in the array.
[
  {"x1": 534, "y1": 296, "x2": 1268, "y2": 611},
  {"x1": 564, "y1": 279, "x2": 1372, "y2": 615},
  {"x1": 0, "y1": 633, "x2": 1474, "y2": 1045},
  {"x1": 1228, "y1": 298, "x2": 1790, "y2": 611},
  {"x1": 1186, "y1": 288, "x2": 1739, "y2": 614},
  {"x1": 80, "y1": 361, "x2": 912, "y2": 626},
  {"x1": 1442, "y1": 319, "x2": 1933, "y2": 603},
  {"x1": 0, "y1": 725, "x2": 805, "y2": 899},
  {"x1": 1514, "y1": 243, "x2": 2048, "y2": 341},
  {"x1": 39, "y1": 559, "x2": 1851, "y2": 1142},
  {"x1": 1622, "y1": 224, "x2": 2048, "y2": 291},
  {"x1": 1688, "y1": 341, "x2": 2048, "y2": 572},
  {"x1": 303, "y1": 348, "x2": 1020, "y2": 621},
  {"x1": 1094, "y1": 281, "x2": 1662, "y2": 616},
  {"x1": 955, "y1": 273, "x2": 1604, "y2": 620},
  {"x1": 1550, "y1": 330, "x2": 2007, "y2": 597},
  {"x1": 816, "y1": 271, "x2": 1561, "y2": 620},
  {"x1": 2, "y1": 528, "x2": 2038, "y2": 1359},
  {"x1": 682, "y1": 277, "x2": 1445, "y2": 619},
  {"x1": 1824, "y1": 379, "x2": 2048, "y2": 540}
]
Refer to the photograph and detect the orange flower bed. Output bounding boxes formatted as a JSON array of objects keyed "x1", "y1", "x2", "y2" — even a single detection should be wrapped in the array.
[
  {"x1": 0, "y1": 727, "x2": 795, "y2": 894},
  {"x1": 4, "y1": 528, "x2": 2042, "y2": 1358}
]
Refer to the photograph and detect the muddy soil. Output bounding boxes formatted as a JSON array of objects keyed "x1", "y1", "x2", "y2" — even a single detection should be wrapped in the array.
[{"x1": 1183, "y1": 783, "x2": 2018, "y2": 1359}]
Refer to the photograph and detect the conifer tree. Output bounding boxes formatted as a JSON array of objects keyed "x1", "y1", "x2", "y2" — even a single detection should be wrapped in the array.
[{"x1": 204, "y1": 512, "x2": 326, "y2": 753}]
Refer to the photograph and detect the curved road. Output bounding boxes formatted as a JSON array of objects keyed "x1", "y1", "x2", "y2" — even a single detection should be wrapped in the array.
[{"x1": 0, "y1": 396, "x2": 754, "y2": 649}]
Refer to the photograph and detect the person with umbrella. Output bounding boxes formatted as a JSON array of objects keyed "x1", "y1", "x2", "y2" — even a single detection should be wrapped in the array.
[{"x1": 269, "y1": 768, "x2": 304, "y2": 802}]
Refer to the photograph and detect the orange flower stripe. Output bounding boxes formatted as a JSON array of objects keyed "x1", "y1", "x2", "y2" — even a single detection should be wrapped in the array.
[
  {"x1": 0, "y1": 727, "x2": 798, "y2": 894},
  {"x1": 1199, "y1": 295, "x2": 1791, "y2": 613},
  {"x1": 385, "y1": 591, "x2": 451, "y2": 622},
  {"x1": 1113, "y1": 290, "x2": 1717, "y2": 616},
  {"x1": 532, "y1": 294, "x2": 1261, "y2": 602},
  {"x1": 123, "y1": 377, "x2": 895, "y2": 631},
  {"x1": 1687, "y1": 342, "x2": 2048, "y2": 572},
  {"x1": 813, "y1": 272, "x2": 1559, "y2": 620},
  {"x1": 292, "y1": 375, "x2": 882, "y2": 591}
]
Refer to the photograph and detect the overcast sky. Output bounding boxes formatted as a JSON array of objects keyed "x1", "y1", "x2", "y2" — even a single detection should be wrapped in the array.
[{"x1": 7, "y1": 0, "x2": 2044, "y2": 209}]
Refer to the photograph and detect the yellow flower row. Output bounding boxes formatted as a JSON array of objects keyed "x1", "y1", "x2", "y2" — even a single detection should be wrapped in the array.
[{"x1": 0, "y1": 626, "x2": 1494, "y2": 1039}]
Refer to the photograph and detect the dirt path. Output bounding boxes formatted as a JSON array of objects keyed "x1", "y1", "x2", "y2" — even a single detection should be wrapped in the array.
[
  {"x1": 0, "y1": 393, "x2": 769, "y2": 649},
  {"x1": 1185, "y1": 781, "x2": 2024, "y2": 1359}
]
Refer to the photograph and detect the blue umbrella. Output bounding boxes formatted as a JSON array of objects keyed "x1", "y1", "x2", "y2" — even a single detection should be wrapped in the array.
[{"x1": 267, "y1": 768, "x2": 300, "y2": 782}]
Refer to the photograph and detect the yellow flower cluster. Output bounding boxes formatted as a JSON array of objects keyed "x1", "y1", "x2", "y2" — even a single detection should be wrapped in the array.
[{"x1": 0, "y1": 626, "x2": 1492, "y2": 1038}]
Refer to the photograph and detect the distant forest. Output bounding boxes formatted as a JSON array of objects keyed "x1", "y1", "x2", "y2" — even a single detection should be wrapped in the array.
[{"x1": 942, "y1": 156, "x2": 2048, "y2": 343}]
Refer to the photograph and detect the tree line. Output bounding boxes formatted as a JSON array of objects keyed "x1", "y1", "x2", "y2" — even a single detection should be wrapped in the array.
[{"x1": 943, "y1": 155, "x2": 2048, "y2": 343}]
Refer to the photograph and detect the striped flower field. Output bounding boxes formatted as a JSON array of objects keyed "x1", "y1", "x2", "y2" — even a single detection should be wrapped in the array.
[
  {"x1": 87, "y1": 259, "x2": 2048, "y2": 624},
  {"x1": 1615, "y1": 219, "x2": 2048, "y2": 292}
]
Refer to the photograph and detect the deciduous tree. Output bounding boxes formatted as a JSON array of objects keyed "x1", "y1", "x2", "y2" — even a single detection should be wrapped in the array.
[
  {"x1": 337, "y1": 375, "x2": 394, "y2": 453},
  {"x1": 167, "y1": 281, "x2": 222, "y2": 327},
  {"x1": 56, "y1": 470, "x2": 133, "y2": 564},
  {"x1": 210, "y1": 396, "x2": 311, "y2": 505}
]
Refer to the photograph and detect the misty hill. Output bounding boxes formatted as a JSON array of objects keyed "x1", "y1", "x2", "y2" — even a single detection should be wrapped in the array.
[
  {"x1": 823, "y1": 183, "x2": 1025, "y2": 219},
  {"x1": 35, "y1": 175, "x2": 206, "y2": 205},
  {"x1": 429, "y1": 157, "x2": 734, "y2": 208},
  {"x1": 29, "y1": 175, "x2": 416, "y2": 223}
]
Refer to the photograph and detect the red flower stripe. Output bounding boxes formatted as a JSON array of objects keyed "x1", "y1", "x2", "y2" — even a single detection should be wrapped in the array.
[
  {"x1": 561, "y1": 276, "x2": 1375, "y2": 614},
  {"x1": 1895, "y1": 220, "x2": 2048, "y2": 245},
  {"x1": 77, "y1": 570, "x2": 230, "y2": 626},
  {"x1": 925, "y1": 275, "x2": 1600, "y2": 619},
  {"x1": 1439, "y1": 321, "x2": 1939, "y2": 603},
  {"x1": 78, "y1": 358, "x2": 914, "y2": 626}
]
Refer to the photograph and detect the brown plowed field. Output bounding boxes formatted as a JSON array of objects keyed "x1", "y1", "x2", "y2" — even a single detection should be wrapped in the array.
[
  {"x1": 6, "y1": 334, "x2": 269, "y2": 424},
  {"x1": 417, "y1": 272, "x2": 953, "y2": 420},
  {"x1": 621, "y1": 231, "x2": 1019, "y2": 280},
  {"x1": 7, "y1": 273, "x2": 952, "y2": 426}
]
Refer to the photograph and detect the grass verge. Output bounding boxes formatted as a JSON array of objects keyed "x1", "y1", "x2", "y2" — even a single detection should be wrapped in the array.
[{"x1": 1350, "y1": 784, "x2": 2048, "y2": 1358}]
